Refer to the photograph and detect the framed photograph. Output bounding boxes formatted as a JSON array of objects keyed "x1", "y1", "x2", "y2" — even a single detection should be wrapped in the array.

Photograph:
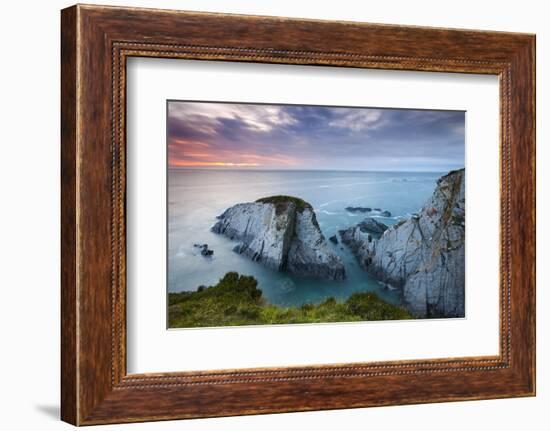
[
  {"x1": 61, "y1": 4, "x2": 535, "y2": 425},
  {"x1": 165, "y1": 100, "x2": 466, "y2": 329}
]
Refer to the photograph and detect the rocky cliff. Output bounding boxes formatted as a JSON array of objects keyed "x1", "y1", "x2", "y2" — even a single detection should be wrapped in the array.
[
  {"x1": 340, "y1": 169, "x2": 465, "y2": 318},
  {"x1": 212, "y1": 196, "x2": 346, "y2": 281}
]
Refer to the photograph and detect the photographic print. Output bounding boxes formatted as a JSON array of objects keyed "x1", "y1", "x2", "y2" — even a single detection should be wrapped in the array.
[{"x1": 167, "y1": 101, "x2": 465, "y2": 329}]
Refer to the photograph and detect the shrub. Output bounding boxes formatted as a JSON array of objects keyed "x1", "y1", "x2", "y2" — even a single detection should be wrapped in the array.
[
  {"x1": 346, "y1": 292, "x2": 411, "y2": 320},
  {"x1": 256, "y1": 195, "x2": 313, "y2": 214}
]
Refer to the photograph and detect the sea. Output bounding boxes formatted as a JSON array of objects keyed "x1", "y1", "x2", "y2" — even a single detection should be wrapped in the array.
[{"x1": 168, "y1": 169, "x2": 443, "y2": 307}]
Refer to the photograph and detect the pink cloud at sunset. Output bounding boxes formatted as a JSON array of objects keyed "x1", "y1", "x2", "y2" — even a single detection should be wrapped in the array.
[{"x1": 167, "y1": 101, "x2": 465, "y2": 172}]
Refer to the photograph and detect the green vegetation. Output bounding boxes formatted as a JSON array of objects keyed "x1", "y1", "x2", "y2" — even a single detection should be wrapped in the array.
[
  {"x1": 256, "y1": 195, "x2": 313, "y2": 214},
  {"x1": 168, "y1": 272, "x2": 412, "y2": 328}
]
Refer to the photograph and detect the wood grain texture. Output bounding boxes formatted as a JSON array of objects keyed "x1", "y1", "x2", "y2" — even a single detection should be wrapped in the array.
[
  {"x1": 60, "y1": 4, "x2": 536, "y2": 425},
  {"x1": 60, "y1": 5, "x2": 78, "y2": 425}
]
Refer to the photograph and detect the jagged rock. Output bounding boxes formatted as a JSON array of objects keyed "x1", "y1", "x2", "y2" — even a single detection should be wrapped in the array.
[
  {"x1": 340, "y1": 169, "x2": 465, "y2": 318},
  {"x1": 329, "y1": 235, "x2": 338, "y2": 244},
  {"x1": 357, "y1": 217, "x2": 389, "y2": 235},
  {"x1": 212, "y1": 196, "x2": 345, "y2": 281},
  {"x1": 380, "y1": 210, "x2": 392, "y2": 217},
  {"x1": 193, "y1": 243, "x2": 214, "y2": 257}
]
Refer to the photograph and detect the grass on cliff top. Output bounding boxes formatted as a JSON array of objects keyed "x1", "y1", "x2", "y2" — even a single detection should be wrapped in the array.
[
  {"x1": 168, "y1": 272, "x2": 412, "y2": 328},
  {"x1": 256, "y1": 195, "x2": 313, "y2": 214}
]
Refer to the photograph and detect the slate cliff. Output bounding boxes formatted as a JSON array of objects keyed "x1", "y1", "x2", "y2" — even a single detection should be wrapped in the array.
[
  {"x1": 212, "y1": 196, "x2": 346, "y2": 281},
  {"x1": 340, "y1": 169, "x2": 465, "y2": 318}
]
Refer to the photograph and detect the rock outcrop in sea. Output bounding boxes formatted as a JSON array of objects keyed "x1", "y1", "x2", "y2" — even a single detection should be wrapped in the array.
[
  {"x1": 356, "y1": 217, "x2": 389, "y2": 236},
  {"x1": 193, "y1": 243, "x2": 214, "y2": 257},
  {"x1": 340, "y1": 169, "x2": 465, "y2": 318},
  {"x1": 346, "y1": 207, "x2": 392, "y2": 217},
  {"x1": 212, "y1": 196, "x2": 346, "y2": 281}
]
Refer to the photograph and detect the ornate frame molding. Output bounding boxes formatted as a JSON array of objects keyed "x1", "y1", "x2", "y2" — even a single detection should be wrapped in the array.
[{"x1": 61, "y1": 5, "x2": 535, "y2": 425}]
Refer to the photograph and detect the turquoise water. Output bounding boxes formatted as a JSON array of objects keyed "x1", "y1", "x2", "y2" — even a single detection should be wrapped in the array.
[{"x1": 168, "y1": 169, "x2": 442, "y2": 307}]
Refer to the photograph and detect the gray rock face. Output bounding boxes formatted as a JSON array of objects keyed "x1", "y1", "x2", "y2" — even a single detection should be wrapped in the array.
[
  {"x1": 212, "y1": 197, "x2": 346, "y2": 281},
  {"x1": 340, "y1": 169, "x2": 465, "y2": 318}
]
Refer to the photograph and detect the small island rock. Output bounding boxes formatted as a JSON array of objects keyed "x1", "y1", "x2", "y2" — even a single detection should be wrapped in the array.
[
  {"x1": 212, "y1": 196, "x2": 346, "y2": 281},
  {"x1": 345, "y1": 206, "x2": 372, "y2": 213},
  {"x1": 194, "y1": 243, "x2": 214, "y2": 257}
]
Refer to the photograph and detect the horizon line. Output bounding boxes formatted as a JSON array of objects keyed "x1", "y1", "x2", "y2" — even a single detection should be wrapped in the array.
[{"x1": 167, "y1": 167, "x2": 464, "y2": 173}]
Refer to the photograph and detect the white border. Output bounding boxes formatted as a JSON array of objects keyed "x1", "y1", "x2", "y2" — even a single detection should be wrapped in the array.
[{"x1": 126, "y1": 58, "x2": 500, "y2": 373}]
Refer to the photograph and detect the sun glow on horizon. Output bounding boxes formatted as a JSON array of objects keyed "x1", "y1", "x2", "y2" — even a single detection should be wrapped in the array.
[
  {"x1": 170, "y1": 161, "x2": 261, "y2": 168},
  {"x1": 168, "y1": 138, "x2": 299, "y2": 168}
]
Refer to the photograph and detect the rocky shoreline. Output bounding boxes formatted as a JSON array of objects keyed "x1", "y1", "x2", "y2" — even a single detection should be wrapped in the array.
[
  {"x1": 208, "y1": 169, "x2": 465, "y2": 319},
  {"x1": 339, "y1": 168, "x2": 465, "y2": 318}
]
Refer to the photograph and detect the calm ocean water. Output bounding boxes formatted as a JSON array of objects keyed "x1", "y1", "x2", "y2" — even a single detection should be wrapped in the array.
[{"x1": 168, "y1": 169, "x2": 443, "y2": 307}]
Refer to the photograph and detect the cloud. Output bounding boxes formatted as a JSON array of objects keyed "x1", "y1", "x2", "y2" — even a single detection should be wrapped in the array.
[
  {"x1": 167, "y1": 101, "x2": 465, "y2": 171},
  {"x1": 328, "y1": 109, "x2": 385, "y2": 132},
  {"x1": 168, "y1": 102, "x2": 297, "y2": 134}
]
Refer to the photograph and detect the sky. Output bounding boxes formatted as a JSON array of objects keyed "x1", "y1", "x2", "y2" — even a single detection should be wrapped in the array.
[{"x1": 167, "y1": 101, "x2": 465, "y2": 172}]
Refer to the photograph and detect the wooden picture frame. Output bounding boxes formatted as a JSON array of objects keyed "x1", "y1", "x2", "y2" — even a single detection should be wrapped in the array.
[{"x1": 61, "y1": 4, "x2": 536, "y2": 425}]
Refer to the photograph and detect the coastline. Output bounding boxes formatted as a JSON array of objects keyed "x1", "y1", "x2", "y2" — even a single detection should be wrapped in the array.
[{"x1": 168, "y1": 168, "x2": 464, "y2": 323}]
